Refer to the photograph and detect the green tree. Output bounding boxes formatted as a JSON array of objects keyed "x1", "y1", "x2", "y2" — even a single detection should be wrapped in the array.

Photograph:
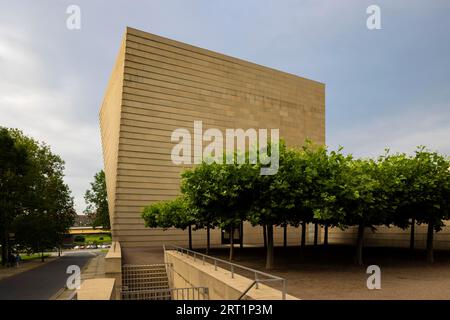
[
  {"x1": 181, "y1": 159, "x2": 256, "y2": 261},
  {"x1": 316, "y1": 154, "x2": 391, "y2": 265},
  {"x1": 310, "y1": 147, "x2": 352, "y2": 246},
  {"x1": 0, "y1": 128, "x2": 30, "y2": 265},
  {"x1": 84, "y1": 170, "x2": 110, "y2": 229},
  {"x1": 345, "y1": 159, "x2": 387, "y2": 265},
  {"x1": 6, "y1": 129, "x2": 75, "y2": 261},
  {"x1": 180, "y1": 164, "x2": 220, "y2": 255},
  {"x1": 142, "y1": 196, "x2": 196, "y2": 249},
  {"x1": 393, "y1": 148, "x2": 450, "y2": 263},
  {"x1": 374, "y1": 152, "x2": 413, "y2": 242},
  {"x1": 297, "y1": 143, "x2": 339, "y2": 249},
  {"x1": 250, "y1": 143, "x2": 302, "y2": 269}
]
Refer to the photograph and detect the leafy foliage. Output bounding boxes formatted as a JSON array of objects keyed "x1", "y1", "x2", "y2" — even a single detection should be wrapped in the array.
[
  {"x1": 84, "y1": 170, "x2": 110, "y2": 229},
  {"x1": 0, "y1": 128, "x2": 75, "y2": 262},
  {"x1": 0, "y1": 128, "x2": 31, "y2": 264},
  {"x1": 141, "y1": 138, "x2": 450, "y2": 266},
  {"x1": 142, "y1": 196, "x2": 195, "y2": 230}
]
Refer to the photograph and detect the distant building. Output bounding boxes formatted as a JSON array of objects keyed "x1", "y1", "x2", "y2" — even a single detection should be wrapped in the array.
[{"x1": 73, "y1": 214, "x2": 93, "y2": 228}]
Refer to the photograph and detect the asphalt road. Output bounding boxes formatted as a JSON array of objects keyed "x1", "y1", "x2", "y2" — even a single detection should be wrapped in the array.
[{"x1": 0, "y1": 251, "x2": 95, "y2": 300}]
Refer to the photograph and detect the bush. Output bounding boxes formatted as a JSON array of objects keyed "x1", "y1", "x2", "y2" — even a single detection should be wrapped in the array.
[{"x1": 74, "y1": 235, "x2": 85, "y2": 242}]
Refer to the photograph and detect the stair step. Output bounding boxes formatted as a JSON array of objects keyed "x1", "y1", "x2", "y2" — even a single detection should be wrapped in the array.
[
  {"x1": 123, "y1": 269, "x2": 167, "y2": 272},
  {"x1": 124, "y1": 272, "x2": 168, "y2": 276},
  {"x1": 124, "y1": 275, "x2": 167, "y2": 281},
  {"x1": 123, "y1": 273, "x2": 168, "y2": 276},
  {"x1": 123, "y1": 265, "x2": 168, "y2": 270},
  {"x1": 124, "y1": 282, "x2": 169, "y2": 287},
  {"x1": 124, "y1": 269, "x2": 167, "y2": 272},
  {"x1": 124, "y1": 287, "x2": 170, "y2": 290}
]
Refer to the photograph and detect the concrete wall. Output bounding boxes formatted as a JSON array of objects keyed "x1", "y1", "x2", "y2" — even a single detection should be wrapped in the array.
[
  {"x1": 100, "y1": 34, "x2": 126, "y2": 231},
  {"x1": 77, "y1": 278, "x2": 116, "y2": 300},
  {"x1": 328, "y1": 221, "x2": 450, "y2": 249},
  {"x1": 104, "y1": 241, "x2": 122, "y2": 299},
  {"x1": 115, "y1": 223, "x2": 313, "y2": 250},
  {"x1": 165, "y1": 251, "x2": 298, "y2": 300},
  {"x1": 100, "y1": 27, "x2": 325, "y2": 248}
]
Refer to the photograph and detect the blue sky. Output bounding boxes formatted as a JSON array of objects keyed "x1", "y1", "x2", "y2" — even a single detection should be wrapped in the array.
[{"x1": 1, "y1": 0, "x2": 449, "y2": 212}]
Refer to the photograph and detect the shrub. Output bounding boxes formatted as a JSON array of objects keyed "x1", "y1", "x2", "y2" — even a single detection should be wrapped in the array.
[{"x1": 74, "y1": 235, "x2": 85, "y2": 242}]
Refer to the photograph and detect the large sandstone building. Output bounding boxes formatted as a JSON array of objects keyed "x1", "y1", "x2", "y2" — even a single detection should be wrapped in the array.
[{"x1": 100, "y1": 27, "x2": 325, "y2": 249}]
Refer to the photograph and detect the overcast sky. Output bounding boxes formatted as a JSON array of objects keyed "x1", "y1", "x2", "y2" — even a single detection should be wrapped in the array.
[{"x1": 1, "y1": 0, "x2": 449, "y2": 213}]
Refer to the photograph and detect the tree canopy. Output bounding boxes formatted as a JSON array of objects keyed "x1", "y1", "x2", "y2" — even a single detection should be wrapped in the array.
[
  {"x1": 0, "y1": 127, "x2": 75, "y2": 264},
  {"x1": 84, "y1": 170, "x2": 110, "y2": 229},
  {"x1": 142, "y1": 140, "x2": 450, "y2": 268}
]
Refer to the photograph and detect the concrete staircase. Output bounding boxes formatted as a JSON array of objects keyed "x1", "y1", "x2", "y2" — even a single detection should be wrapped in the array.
[{"x1": 121, "y1": 264, "x2": 171, "y2": 300}]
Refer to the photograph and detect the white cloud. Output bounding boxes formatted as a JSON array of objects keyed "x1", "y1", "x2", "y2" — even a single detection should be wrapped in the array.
[
  {"x1": 329, "y1": 104, "x2": 450, "y2": 157},
  {"x1": 0, "y1": 25, "x2": 101, "y2": 213}
]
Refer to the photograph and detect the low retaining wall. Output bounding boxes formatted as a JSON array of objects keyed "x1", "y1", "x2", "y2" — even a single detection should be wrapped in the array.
[
  {"x1": 164, "y1": 250, "x2": 298, "y2": 300},
  {"x1": 77, "y1": 278, "x2": 116, "y2": 300},
  {"x1": 116, "y1": 222, "x2": 313, "y2": 248},
  {"x1": 328, "y1": 222, "x2": 450, "y2": 249},
  {"x1": 105, "y1": 241, "x2": 122, "y2": 299}
]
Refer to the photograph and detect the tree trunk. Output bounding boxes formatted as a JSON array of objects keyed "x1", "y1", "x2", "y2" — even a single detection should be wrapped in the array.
[
  {"x1": 229, "y1": 226, "x2": 235, "y2": 261},
  {"x1": 324, "y1": 224, "x2": 329, "y2": 246},
  {"x1": 1, "y1": 230, "x2": 7, "y2": 266},
  {"x1": 188, "y1": 225, "x2": 193, "y2": 250},
  {"x1": 263, "y1": 225, "x2": 267, "y2": 249},
  {"x1": 41, "y1": 250, "x2": 45, "y2": 262},
  {"x1": 410, "y1": 218, "x2": 415, "y2": 251},
  {"x1": 426, "y1": 222, "x2": 434, "y2": 263},
  {"x1": 283, "y1": 224, "x2": 287, "y2": 248},
  {"x1": 266, "y1": 224, "x2": 274, "y2": 270},
  {"x1": 314, "y1": 222, "x2": 318, "y2": 246},
  {"x1": 240, "y1": 221, "x2": 244, "y2": 249},
  {"x1": 301, "y1": 222, "x2": 306, "y2": 249},
  {"x1": 206, "y1": 225, "x2": 210, "y2": 255},
  {"x1": 355, "y1": 224, "x2": 365, "y2": 266}
]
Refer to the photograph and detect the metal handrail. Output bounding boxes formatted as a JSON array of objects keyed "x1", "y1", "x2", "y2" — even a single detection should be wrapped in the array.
[
  {"x1": 163, "y1": 244, "x2": 287, "y2": 300},
  {"x1": 121, "y1": 286, "x2": 209, "y2": 300},
  {"x1": 238, "y1": 280, "x2": 257, "y2": 300}
]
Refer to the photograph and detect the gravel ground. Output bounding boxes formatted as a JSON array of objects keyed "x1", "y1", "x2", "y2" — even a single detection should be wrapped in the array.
[{"x1": 206, "y1": 245, "x2": 450, "y2": 300}]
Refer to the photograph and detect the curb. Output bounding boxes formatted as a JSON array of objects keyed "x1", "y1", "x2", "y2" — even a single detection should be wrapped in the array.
[{"x1": 0, "y1": 256, "x2": 60, "y2": 282}]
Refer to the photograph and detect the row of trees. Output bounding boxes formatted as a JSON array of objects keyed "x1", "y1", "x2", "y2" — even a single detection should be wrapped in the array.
[
  {"x1": 142, "y1": 141, "x2": 450, "y2": 269},
  {"x1": 0, "y1": 127, "x2": 75, "y2": 265}
]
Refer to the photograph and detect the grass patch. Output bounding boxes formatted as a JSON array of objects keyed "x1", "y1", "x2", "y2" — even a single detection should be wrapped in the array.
[
  {"x1": 73, "y1": 233, "x2": 112, "y2": 246},
  {"x1": 0, "y1": 253, "x2": 50, "y2": 264},
  {"x1": 20, "y1": 253, "x2": 50, "y2": 261}
]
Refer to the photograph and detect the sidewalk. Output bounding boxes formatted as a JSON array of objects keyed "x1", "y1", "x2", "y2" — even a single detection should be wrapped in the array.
[
  {"x1": 0, "y1": 257, "x2": 59, "y2": 281},
  {"x1": 54, "y1": 251, "x2": 106, "y2": 300}
]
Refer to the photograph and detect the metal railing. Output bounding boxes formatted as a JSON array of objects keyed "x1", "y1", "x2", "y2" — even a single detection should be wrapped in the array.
[
  {"x1": 121, "y1": 287, "x2": 209, "y2": 300},
  {"x1": 163, "y1": 244, "x2": 287, "y2": 300}
]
